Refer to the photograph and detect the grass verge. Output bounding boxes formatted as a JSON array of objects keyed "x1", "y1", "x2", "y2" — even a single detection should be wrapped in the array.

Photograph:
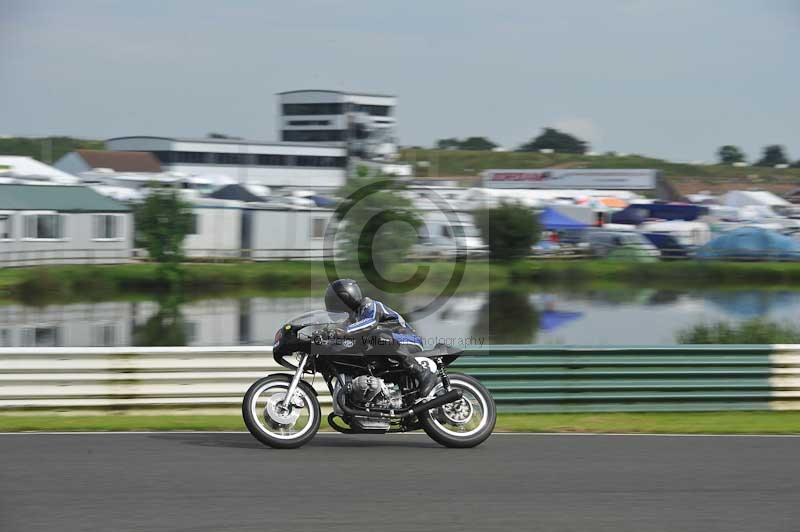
[
  {"x1": 510, "y1": 259, "x2": 800, "y2": 285},
  {"x1": 494, "y1": 411, "x2": 800, "y2": 434},
  {"x1": 0, "y1": 261, "x2": 513, "y2": 304},
  {"x1": 2, "y1": 411, "x2": 799, "y2": 434},
  {"x1": 0, "y1": 262, "x2": 328, "y2": 303}
]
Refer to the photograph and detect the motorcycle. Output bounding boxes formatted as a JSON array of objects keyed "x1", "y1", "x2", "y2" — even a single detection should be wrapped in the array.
[{"x1": 243, "y1": 310, "x2": 496, "y2": 449}]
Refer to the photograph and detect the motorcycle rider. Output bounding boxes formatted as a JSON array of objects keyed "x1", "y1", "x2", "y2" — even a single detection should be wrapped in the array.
[{"x1": 324, "y1": 278, "x2": 438, "y2": 397}]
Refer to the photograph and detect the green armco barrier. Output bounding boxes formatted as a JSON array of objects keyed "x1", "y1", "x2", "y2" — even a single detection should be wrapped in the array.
[
  {"x1": 1, "y1": 345, "x2": 798, "y2": 413},
  {"x1": 452, "y1": 345, "x2": 798, "y2": 413}
]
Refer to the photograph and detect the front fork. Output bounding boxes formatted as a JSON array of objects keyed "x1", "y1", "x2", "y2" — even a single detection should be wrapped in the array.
[
  {"x1": 435, "y1": 356, "x2": 451, "y2": 392},
  {"x1": 281, "y1": 354, "x2": 309, "y2": 409}
]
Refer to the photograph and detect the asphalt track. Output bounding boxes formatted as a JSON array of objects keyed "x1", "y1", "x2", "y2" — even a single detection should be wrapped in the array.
[{"x1": 1, "y1": 432, "x2": 799, "y2": 532}]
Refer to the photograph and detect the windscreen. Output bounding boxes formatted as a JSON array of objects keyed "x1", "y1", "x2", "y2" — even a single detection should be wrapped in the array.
[{"x1": 287, "y1": 310, "x2": 349, "y2": 327}]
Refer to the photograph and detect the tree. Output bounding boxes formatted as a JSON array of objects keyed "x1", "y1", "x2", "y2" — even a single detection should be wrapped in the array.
[
  {"x1": 517, "y1": 128, "x2": 588, "y2": 154},
  {"x1": 335, "y1": 172, "x2": 421, "y2": 277},
  {"x1": 472, "y1": 202, "x2": 540, "y2": 260},
  {"x1": 207, "y1": 132, "x2": 241, "y2": 139},
  {"x1": 716, "y1": 145, "x2": 746, "y2": 164},
  {"x1": 134, "y1": 188, "x2": 194, "y2": 286},
  {"x1": 435, "y1": 138, "x2": 461, "y2": 150},
  {"x1": 459, "y1": 136, "x2": 498, "y2": 151},
  {"x1": 435, "y1": 136, "x2": 498, "y2": 150},
  {"x1": 755, "y1": 145, "x2": 788, "y2": 167}
]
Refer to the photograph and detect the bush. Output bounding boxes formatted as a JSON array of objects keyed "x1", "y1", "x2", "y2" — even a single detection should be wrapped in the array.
[
  {"x1": 677, "y1": 319, "x2": 800, "y2": 344},
  {"x1": 473, "y1": 203, "x2": 540, "y2": 260}
]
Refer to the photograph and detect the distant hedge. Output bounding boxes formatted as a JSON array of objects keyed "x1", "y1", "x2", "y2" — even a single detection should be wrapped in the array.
[{"x1": 0, "y1": 136, "x2": 103, "y2": 163}]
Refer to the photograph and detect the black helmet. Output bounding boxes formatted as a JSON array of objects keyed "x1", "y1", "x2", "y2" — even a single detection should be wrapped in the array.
[{"x1": 325, "y1": 279, "x2": 363, "y2": 313}]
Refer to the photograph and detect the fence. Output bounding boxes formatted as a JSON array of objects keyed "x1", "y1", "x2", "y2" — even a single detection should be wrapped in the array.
[
  {"x1": 4, "y1": 246, "x2": 800, "y2": 267},
  {"x1": 0, "y1": 249, "x2": 133, "y2": 268},
  {"x1": 1, "y1": 345, "x2": 799, "y2": 413},
  {"x1": 0, "y1": 248, "x2": 333, "y2": 267}
]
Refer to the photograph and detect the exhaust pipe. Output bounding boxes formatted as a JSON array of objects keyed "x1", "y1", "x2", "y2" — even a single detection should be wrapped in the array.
[
  {"x1": 410, "y1": 389, "x2": 463, "y2": 416},
  {"x1": 336, "y1": 389, "x2": 463, "y2": 419}
]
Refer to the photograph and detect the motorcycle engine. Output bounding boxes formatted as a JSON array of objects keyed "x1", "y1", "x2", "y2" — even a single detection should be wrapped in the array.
[
  {"x1": 349, "y1": 375, "x2": 402, "y2": 409},
  {"x1": 333, "y1": 376, "x2": 403, "y2": 431}
]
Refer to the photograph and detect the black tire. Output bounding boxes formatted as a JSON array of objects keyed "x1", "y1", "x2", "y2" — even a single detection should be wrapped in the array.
[
  {"x1": 242, "y1": 374, "x2": 321, "y2": 449},
  {"x1": 420, "y1": 373, "x2": 496, "y2": 448}
]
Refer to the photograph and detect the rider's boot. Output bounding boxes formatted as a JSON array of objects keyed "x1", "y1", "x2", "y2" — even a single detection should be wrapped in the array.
[{"x1": 404, "y1": 358, "x2": 438, "y2": 399}]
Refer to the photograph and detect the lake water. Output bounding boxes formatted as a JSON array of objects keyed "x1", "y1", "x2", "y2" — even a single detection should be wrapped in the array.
[{"x1": 1, "y1": 286, "x2": 798, "y2": 348}]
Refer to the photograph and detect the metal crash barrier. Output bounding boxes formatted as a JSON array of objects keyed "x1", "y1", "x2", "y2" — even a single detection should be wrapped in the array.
[{"x1": 0, "y1": 345, "x2": 799, "y2": 412}]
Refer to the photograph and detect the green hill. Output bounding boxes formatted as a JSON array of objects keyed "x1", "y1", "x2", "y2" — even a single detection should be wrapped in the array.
[
  {"x1": 2, "y1": 138, "x2": 798, "y2": 185},
  {"x1": 400, "y1": 148, "x2": 800, "y2": 181}
]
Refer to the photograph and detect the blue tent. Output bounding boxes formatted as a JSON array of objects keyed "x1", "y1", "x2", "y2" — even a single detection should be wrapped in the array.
[
  {"x1": 696, "y1": 227, "x2": 800, "y2": 261},
  {"x1": 308, "y1": 195, "x2": 336, "y2": 207},
  {"x1": 539, "y1": 208, "x2": 588, "y2": 230},
  {"x1": 539, "y1": 310, "x2": 583, "y2": 332}
]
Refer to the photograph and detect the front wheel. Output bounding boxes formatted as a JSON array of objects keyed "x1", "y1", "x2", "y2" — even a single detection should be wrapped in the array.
[
  {"x1": 242, "y1": 374, "x2": 320, "y2": 449},
  {"x1": 420, "y1": 373, "x2": 496, "y2": 448}
]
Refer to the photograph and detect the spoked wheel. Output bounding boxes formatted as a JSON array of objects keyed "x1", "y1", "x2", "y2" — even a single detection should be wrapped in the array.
[
  {"x1": 242, "y1": 374, "x2": 320, "y2": 449},
  {"x1": 420, "y1": 373, "x2": 496, "y2": 448}
]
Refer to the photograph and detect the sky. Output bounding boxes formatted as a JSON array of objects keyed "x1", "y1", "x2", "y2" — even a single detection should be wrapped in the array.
[{"x1": 1, "y1": 0, "x2": 798, "y2": 162}]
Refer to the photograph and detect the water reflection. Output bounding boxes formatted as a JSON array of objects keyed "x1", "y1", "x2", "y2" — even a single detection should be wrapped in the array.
[
  {"x1": 704, "y1": 291, "x2": 799, "y2": 318},
  {"x1": 470, "y1": 290, "x2": 539, "y2": 345},
  {"x1": 132, "y1": 295, "x2": 189, "y2": 347},
  {"x1": 0, "y1": 287, "x2": 799, "y2": 347}
]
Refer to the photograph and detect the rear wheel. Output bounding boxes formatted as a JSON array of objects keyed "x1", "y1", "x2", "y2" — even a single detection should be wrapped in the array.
[
  {"x1": 419, "y1": 373, "x2": 496, "y2": 448},
  {"x1": 242, "y1": 374, "x2": 320, "y2": 449}
]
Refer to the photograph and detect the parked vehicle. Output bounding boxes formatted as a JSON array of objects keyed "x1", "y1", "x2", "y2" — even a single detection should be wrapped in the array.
[
  {"x1": 611, "y1": 203, "x2": 709, "y2": 224},
  {"x1": 243, "y1": 310, "x2": 496, "y2": 449},
  {"x1": 412, "y1": 219, "x2": 487, "y2": 257},
  {"x1": 638, "y1": 220, "x2": 711, "y2": 248},
  {"x1": 642, "y1": 232, "x2": 691, "y2": 260},
  {"x1": 586, "y1": 229, "x2": 660, "y2": 260},
  {"x1": 531, "y1": 240, "x2": 561, "y2": 254}
]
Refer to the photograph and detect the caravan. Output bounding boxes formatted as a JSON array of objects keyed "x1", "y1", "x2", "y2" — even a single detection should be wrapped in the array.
[{"x1": 413, "y1": 212, "x2": 487, "y2": 257}]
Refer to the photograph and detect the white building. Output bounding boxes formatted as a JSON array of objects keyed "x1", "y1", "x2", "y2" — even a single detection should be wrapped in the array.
[
  {"x1": 105, "y1": 136, "x2": 348, "y2": 191},
  {"x1": 100, "y1": 89, "x2": 412, "y2": 190},
  {"x1": 183, "y1": 198, "x2": 244, "y2": 259},
  {"x1": 0, "y1": 156, "x2": 78, "y2": 185},
  {"x1": 0, "y1": 184, "x2": 132, "y2": 267},
  {"x1": 478, "y1": 168, "x2": 685, "y2": 200},
  {"x1": 278, "y1": 89, "x2": 397, "y2": 160},
  {"x1": 180, "y1": 197, "x2": 335, "y2": 261},
  {"x1": 247, "y1": 204, "x2": 334, "y2": 261}
]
